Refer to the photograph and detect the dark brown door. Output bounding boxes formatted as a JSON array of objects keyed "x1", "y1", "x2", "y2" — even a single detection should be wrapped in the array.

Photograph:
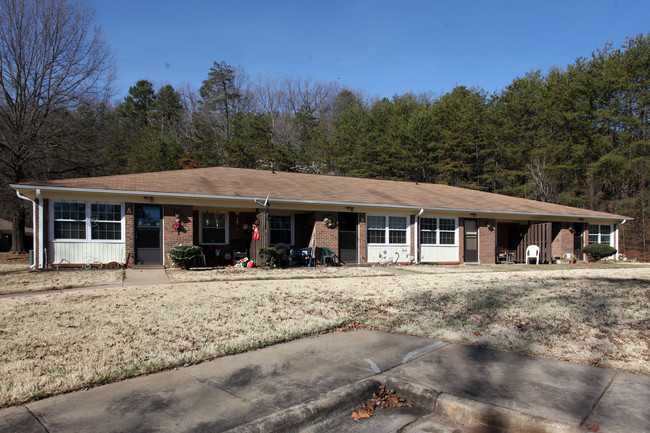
[
  {"x1": 338, "y1": 213, "x2": 358, "y2": 264},
  {"x1": 135, "y1": 204, "x2": 162, "y2": 265},
  {"x1": 464, "y1": 219, "x2": 479, "y2": 263}
]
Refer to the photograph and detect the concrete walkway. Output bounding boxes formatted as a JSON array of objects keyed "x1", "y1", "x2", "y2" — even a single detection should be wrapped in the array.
[
  {"x1": 1, "y1": 330, "x2": 648, "y2": 433},
  {"x1": 123, "y1": 268, "x2": 171, "y2": 286}
]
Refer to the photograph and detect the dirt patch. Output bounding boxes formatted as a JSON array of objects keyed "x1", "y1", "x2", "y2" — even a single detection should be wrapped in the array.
[
  {"x1": 0, "y1": 266, "x2": 123, "y2": 295},
  {"x1": 166, "y1": 265, "x2": 391, "y2": 282}
]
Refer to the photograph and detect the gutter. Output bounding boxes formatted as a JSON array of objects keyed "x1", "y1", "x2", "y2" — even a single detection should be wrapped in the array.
[
  {"x1": 15, "y1": 190, "x2": 40, "y2": 269},
  {"x1": 10, "y1": 184, "x2": 629, "y2": 223}
]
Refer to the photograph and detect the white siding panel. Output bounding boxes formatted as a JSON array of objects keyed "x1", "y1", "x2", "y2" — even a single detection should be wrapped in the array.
[
  {"x1": 420, "y1": 245, "x2": 459, "y2": 262},
  {"x1": 367, "y1": 245, "x2": 411, "y2": 263},
  {"x1": 51, "y1": 242, "x2": 125, "y2": 265}
]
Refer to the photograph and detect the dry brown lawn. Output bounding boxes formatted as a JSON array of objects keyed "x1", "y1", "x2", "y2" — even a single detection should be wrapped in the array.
[
  {"x1": 0, "y1": 263, "x2": 648, "y2": 408},
  {"x1": 0, "y1": 255, "x2": 122, "y2": 295}
]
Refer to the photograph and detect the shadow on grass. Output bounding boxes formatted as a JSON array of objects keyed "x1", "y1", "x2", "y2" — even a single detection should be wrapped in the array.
[{"x1": 373, "y1": 275, "x2": 649, "y2": 429}]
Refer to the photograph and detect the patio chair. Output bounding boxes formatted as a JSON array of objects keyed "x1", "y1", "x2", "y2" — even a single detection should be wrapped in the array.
[
  {"x1": 319, "y1": 247, "x2": 336, "y2": 266},
  {"x1": 525, "y1": 245, "x2": 540, "y2": 265}
]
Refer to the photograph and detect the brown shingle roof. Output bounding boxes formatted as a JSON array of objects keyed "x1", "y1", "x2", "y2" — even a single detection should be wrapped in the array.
[{"x1": 15, "y1": 167, "x2": 625, "y2": 219}]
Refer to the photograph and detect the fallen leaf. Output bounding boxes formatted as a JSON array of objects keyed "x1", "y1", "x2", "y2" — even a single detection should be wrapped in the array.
[
  {"x1": 351, "y1": 409, "x2": 373, "y2": 420},
  {"x1": 474, "y1": 330, "x2": 482, "y2": 336},
  {"x1": 586, "y1": 423, "x2": 599, "y2": 431}
]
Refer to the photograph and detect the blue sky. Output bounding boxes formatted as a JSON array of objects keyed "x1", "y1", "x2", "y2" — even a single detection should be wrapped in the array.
[{"x1": 93, "y1": 0, "x2": 649, "y2": 101}]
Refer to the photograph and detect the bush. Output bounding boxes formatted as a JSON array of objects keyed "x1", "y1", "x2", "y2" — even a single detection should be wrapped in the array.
[
  {"x1": 581, "y1": 244, "x2": 617, "y2": 262},
  {"x1": 168, "y1": 245, "x2": 203, "y2": 269},
  {"x1": 257, "y1": 247, "x2": 285, "y2": 267}
]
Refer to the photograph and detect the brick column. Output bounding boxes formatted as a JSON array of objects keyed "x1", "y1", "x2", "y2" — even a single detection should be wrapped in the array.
[
  {"x1": 309, "y1": 211, "x2": 338, "y2": 263},
  {"x1": 552, "y1": 223, "x2": 574, "y2": 258},
  {"x1": 478, "y1": 218, "x2": 496, "y2": 264},
  {"x1": 359, "y1": 213, "x2": 367, "y2": 264},
  {"x1": 124, "y1": 203, "x2": 135, "y2": 267}
]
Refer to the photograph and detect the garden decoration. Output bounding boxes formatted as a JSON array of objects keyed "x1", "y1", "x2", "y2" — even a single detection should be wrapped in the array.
[
  {"x1": 173, "y1": 212, "x2": 181, "y2": 234},
  {"x1": 235, "y1": 257, "x2": 254, "y2": 268},
  {"x1": 323, "y1": 216, "x2": 336, "y2": 228},
  {"x1": 252, "y1": 219, "x2": 260, "y2": 240}
]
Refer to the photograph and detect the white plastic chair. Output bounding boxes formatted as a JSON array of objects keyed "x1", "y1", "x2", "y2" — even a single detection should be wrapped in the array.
[{"x1": 525, "y1": 245, "x2": 540, "y2": 265}]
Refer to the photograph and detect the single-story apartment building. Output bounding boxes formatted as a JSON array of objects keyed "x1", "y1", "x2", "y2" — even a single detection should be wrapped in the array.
[{"x1": 11, "y1": 167, "x2": 627, "y2": 269}]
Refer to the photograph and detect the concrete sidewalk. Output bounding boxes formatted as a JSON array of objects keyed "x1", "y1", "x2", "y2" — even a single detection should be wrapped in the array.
[
  {"x1": 123, "y1": 268, "x2": 171, "y2": 286},
  {"x1": 1, "y1": 330, "x2": 648, "y2": 432}
]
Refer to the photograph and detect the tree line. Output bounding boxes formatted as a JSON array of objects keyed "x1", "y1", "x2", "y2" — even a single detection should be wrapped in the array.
[{"x1": 1, "y1": 1, "x2": 647, "y2": 259}]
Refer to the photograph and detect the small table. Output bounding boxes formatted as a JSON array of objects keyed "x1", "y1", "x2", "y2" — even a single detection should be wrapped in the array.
[{"x1": 499, "y1": 250, "x2": 515, "y2": 264}]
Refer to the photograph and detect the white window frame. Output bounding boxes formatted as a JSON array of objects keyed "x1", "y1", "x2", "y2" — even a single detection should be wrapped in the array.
[
  {"x1": 270, "y1": 214, "x2": 294, "y2": 246},
  {"x1": 419, "y1": 217, "x2": 458, "y2": 246},
  {"x1": 50, "y1": 201, "x2": 125, "y2": 243},
  {"x1": 199, "y1": 210, "x2": 229, "y2": 245},
  {"x1": 588, "y1": 224, "x2": 613, "y2": 246},
  {"x1": 367, "y1": 215, "x2": 409, "y2": 245}
]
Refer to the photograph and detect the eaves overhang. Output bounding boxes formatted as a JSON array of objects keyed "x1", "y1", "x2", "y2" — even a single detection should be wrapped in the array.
[{"x1": 10, "y1": 184, "x2": 630, "y2": 222}]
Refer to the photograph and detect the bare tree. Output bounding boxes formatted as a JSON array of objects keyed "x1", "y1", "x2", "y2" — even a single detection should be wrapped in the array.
[
  {"x1": 529, "y1": 156, "x2": 554, "y2": 202},
  {"x1": 0, "y1": 0, "x2": 114, "y2": 252}
]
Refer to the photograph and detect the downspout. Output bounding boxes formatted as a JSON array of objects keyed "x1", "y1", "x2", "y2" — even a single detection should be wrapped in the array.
[
  {"x1": 415, "y1": 209, "x2": 424, "y2": 264},
  {"x1": 15, "y1": 190, "x2": 39, "y2": 269}
]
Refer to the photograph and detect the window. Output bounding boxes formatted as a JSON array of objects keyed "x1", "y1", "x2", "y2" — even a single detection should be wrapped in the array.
[
  {"x1": 54, "y1": 202, "x2": 86, "y2": 239},
  {"x1": 589, "y1": 224, "x2": 612, "y2": 245},
  {"x1": 53, "y1": 202, "x2": 122, "y2": 241},
  {"x1": 367, "y1": 216, "x2": 386, "y2": 244},
  {"x1": 201, "y1": 211, "x2": 227, "y2": 244},
  {"x1": 367, "y1": 216, "x2": 408, "y2": 244},
  {"x1": 389, "y1": 216, "x2": 407, "y2": 244},
  {"x1": 91, "y1": 204, "x2": 121, "y2": 240},
  {"x1": 439, "y1": 218, "x2": 456, "y2": 244},
  {"x1": 270, "y1": 215, "x2": 292, "y2": 245},
  {"x1": 420, "y1": 217, "x2": 457, "y2": 245},
  {"x1": 420, "y1": 218, "x2": 437, "y2": 244}
]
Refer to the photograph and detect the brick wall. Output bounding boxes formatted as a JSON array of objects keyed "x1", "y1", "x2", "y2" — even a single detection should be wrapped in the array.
[
  {"x1": 162, "y1": 204, "x2": 193, "y2": 267},
  {"x1": 309, "y1": 211, "x2": 339, "y2": 263},
  {"x1": 410, "y1": 215, "x2": 416, "y2": 261},
  {"x1": 359, "y1": 213, "x2": 367, "y2": 264},
  {"x1": 478, "y1": 218, "x2": 496, "y2": 264},
  {"x1": 43, "y1": 199, "x2": 49, "y2": 266},
  {"x1": 34, "y1": 198, "x2": 43, "y2": 267},
  {"x1": 552, "y1": 222, "x2": 574, "y2": 258},
  {"x1": 125, "y1": 203, "x2": 134, "y2": 267}
]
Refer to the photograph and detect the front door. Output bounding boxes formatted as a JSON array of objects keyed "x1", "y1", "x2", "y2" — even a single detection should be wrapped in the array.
[
  {"x1": 573, "y1": 223, "x2": 585, "y2": 260},
  {"x1": 338, "y1": 212, "x2": 358, "y2": 264},
  {"x1": 135, "y1": 204, "x2": 162, "y2": 265},
  {"x1": 464, "y1": 219, "x2": 479, "y2": 263}
]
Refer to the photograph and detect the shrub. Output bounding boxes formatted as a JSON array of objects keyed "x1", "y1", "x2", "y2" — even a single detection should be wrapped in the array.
[
  {"x1": 257, "y1": 247, "x2": 285, "y2": 267},
  {"x1": 581, "y1": 244, "x2": 617, "y2": 262},
  {"x1": 168, "y1": 245, "x2": 203, "y2": 269}
]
